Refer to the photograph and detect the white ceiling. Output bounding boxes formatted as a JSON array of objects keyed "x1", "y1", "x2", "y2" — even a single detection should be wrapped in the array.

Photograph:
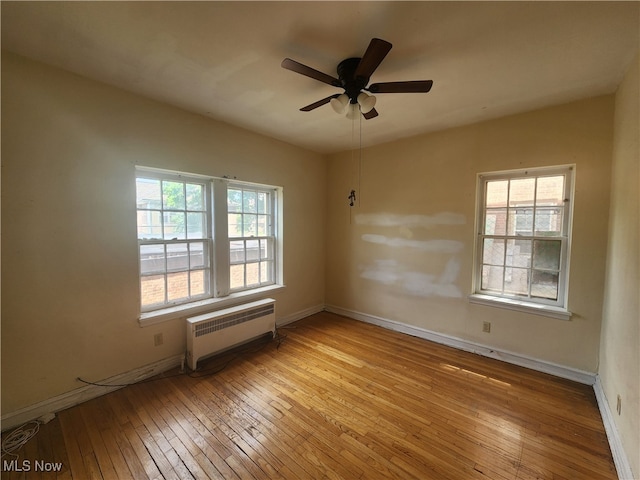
[{"x1": 2, "y1": 2, "x2": 638, "y2": 154}]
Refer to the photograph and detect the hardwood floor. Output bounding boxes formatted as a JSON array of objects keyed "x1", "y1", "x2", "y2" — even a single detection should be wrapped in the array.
[{"x1": 2, "y1": 312, "x2": 617, "y2": 479}]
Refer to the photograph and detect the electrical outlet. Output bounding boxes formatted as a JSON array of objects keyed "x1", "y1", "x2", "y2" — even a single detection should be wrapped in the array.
[
  {"x1": 154, "y1": 333, "x2": 164, "y2": 347},
  {"x1": 616, "y1": 395, "x2": 622, "y2": 415},
  {"x1": 482, "y1": 321, "x2": 491, "y2": 333}
]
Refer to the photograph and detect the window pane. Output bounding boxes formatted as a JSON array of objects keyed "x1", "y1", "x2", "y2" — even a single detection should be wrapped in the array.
[
  {"x1": 136, "y1": 178, "x2": 162, "y2": 209},
  {"x1": 481, "y1": 265, "x2": 503, "y2": 292},
  {"x1": 138, "y1": 210, "x2": 162, "y2": 240},
  {"x1": 509, "y1": 178, "x2": 535, "y2": 207},
  {"x1": 164, "y1": 212, "x2": 186, "y2": 239},
  {"x1": 257, "y1": 214, "x2": 269, "y2": 236},
  {"x1": 531, "y1": 270, "x2": 559, "y2": 300},
  {"x1": 536, "y1": 176, "x2": 564, "y2": 206},
  {"x1": 243, "y1": 190, "x2": 257, "y2": 213},
  {"x1": 186, "y1": 183, "x2": 204, "y2": 210},
  {"x1": 140, "y1": 244, "x2": 165, "y2": 275},
  {"x1": 506, "y1": 239, "x2": 531, "y2": 268},
  {"x1": 534, "y1": 207, "x2": 563, "y2": 236},
  {"x1": 190, "y1": 242, "x2": 206, "y2": 269},
  {"x1": 190, "y1": 270, "x2": 205, "y2": 297},
  {"x1": 485, "y1": 209, "x2": 506, "y2": 235},
  {"x1": 167, "y1": 272, "x2": 189, "y2": 301},
  {"x1": 509, "y1": 208, "x2": 533, "y2": 236},
  {"x1": 230, "y1": 240, "x2": 245, "y2": 264},
  {"x1": 504, "y1": 267, "x2": 530, "y2": 296},
  {"x1": 260, "y1": 238, "x2": 272, "y2": 260},
  {"x1": 260, "y1": 261, "x2": 272, "y2": 283},
  {"x1": 162, "y1": 181, "x2": 185, "y2": 210},
  {"x1": 482, "y1": 238, "x2": 505, "y2": 266},
  {"x1": 141, "y1": 275, "x2": 165, "y2": 307},
  {"x1": 485, "y1": 180, "x2": 508, "y2": 208},
  {"x1": 246, "y1": 262, "x2": 259, "y2": 286},
  {"x1": 186, "y1": 212, "x2": 204, "y2": 239},
  {"x1": 258, "y1": 191, "x2": 269, "y2": 214},
  {"x1": 246, "y1": 239, "x2": 260, "y2": 261},
  {"x1": 230, "y1": 264, "x2": 245, "y2": 289},
  {"x1": 166, "y1": 243, "x2": 189, "y2": 271},
  {"x1": 228, "y1": 189, "x2": 243, "y2": 212},
  {"x1": 243, "y1": 214, "x2": 257, "y2": 237},
  {"x1": 533, "y1": 240, "x2": 561, "y2": 270},
  {"x1": 228, "y1": 213, "x2": 242, "y2": 237}
]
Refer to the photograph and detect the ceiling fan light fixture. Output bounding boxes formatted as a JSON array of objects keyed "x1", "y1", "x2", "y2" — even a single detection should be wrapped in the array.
[
  {"x1": 357, "y1": 92, "x2": 376, "y2": 114},
  {"x1": 330, "y1": 93, "x2": 349, "y2": 114},
  {"x1": 346, "y1": 102, "x2": 360, "y2": 120}
]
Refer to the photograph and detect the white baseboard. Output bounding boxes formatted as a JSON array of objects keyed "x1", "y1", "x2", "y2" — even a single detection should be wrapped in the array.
[
  {"x1": 1, "y1": 354, "x2": 184, "y2": 432},
  {"x1": 277, "y1": 303, "x2": 325, "y2": 327},
  {"x1": 593, "y1": 376, "x2": 635, "y2": 480},
  {"x1": 324, "y1": 304, "x2": 596, "y2": 385}
]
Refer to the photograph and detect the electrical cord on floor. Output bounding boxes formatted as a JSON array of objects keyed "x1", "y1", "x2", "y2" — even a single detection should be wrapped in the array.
[
  {"x1": 77, "y1": 326, "x2": 288, "y2": 387},
  {"x1": 1, "y1": 421, "x2": 40, "y2": 460}
]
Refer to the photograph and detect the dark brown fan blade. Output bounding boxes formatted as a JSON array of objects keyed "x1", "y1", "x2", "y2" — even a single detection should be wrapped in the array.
[
  {"x1": 300, "y1": 94, "x2": 341, "y2": 112},
  {"x1": 281, "y1": 58, "x2": 340, "y2": 87},
  {"x1": 363, "y1": 108, "x2": 379, "y2": 120},
  {"x1": 368, "y1": 80, "x2": 433, "y2": 94},
  {"x1": 354, "y1": 38, "x2": 392, "y2": 80}
]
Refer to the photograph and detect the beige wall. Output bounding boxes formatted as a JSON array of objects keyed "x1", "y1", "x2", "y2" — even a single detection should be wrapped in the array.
[
  {"x1": 600, "y1": 53, "x2": 640, "y2": 477},
  {"x1": 326, "y1": 96, "x2": 614, "y2": 373},
  {"x1": 1, "y1": 52, "x2": 326, "y2": 414}
]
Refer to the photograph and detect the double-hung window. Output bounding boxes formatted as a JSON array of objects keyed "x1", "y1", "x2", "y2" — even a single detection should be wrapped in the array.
[
  {"x1": 472, "y1": 165, "x2": 574, "y2": 318},
  {"x1": 227, "y1": 185, "x2": 276, "y2": 292},
  {"x1": 136, "y1": 168, "x2": 280, "y2": 314}
]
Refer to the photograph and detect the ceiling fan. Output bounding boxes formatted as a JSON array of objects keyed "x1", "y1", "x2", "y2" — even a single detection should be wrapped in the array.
[{"x1": 281, "y1": 38, "x2": 433, "y2": 120}]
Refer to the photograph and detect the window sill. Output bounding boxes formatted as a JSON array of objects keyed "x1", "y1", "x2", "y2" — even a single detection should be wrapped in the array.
[
  {"x1": 468, "y1": 294, "x2": 572, "y2": 321},
  {"x1": 139, "y1": 284, "x2": 285, "y2": 327}
]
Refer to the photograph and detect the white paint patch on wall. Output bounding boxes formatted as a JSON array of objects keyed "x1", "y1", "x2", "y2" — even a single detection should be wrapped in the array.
[
  {"x1": 360, "y1": 258, "x2": 463, "y2": 299},
  {"x1": 361, "y1": 260, "x2": 401, "y2": 285},
  {"x1": 362, "y1": 234, "x2": 464, "y2": 253},
  {"x1": 356, "y1": 212, "x2": 466, "y2": 228},
  {"x1": 357, "y1": 211, "x2": 465, "y2": 299},
  {"x1": 439, "y1": 256, "x2": 461, "y2": 284}
]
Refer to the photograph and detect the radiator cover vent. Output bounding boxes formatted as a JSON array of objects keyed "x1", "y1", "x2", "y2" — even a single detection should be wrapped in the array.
[{"x1": 194, "y1": 304, "x2": 275, "y2": 337}]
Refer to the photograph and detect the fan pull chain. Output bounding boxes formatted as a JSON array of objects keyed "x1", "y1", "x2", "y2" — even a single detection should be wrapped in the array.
[{"x1": 358, "y1": 114, "x2": 362, "y2": 207}]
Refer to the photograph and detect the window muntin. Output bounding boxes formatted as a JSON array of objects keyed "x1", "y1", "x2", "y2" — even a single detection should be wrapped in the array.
[
  {"x1": 136, "y1": 169, "x2": 279, "y2": 312},
  {"x1": 475, "y1": 166, "x2": 573, "y2": 307}
]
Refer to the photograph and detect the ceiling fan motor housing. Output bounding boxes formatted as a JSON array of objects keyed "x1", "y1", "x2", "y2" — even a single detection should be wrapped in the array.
[{"x1": 337, "y1": 58, "x2": 368, "y2": 102}]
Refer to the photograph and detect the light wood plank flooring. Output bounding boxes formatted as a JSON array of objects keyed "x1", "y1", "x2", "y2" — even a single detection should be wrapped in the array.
[{"x1": 2, "y1": 312, "x2": 617, "y2": 479}]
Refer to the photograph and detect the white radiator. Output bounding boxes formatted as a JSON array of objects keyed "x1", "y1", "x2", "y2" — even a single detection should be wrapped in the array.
[{"x1": 186, "y1": 298, "x2": 276, "y2": 370}]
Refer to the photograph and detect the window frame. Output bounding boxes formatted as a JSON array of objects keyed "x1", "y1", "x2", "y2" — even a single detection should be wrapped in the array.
[
  {"x1": 470, "y1": 165, "x2": 575, "y2": 320},
  {"x1": 136, "y1": 167, "x2": 283, "y2": 324},
  {"x1": 136, "y1": 170, "x2": 213, "y2": 311},
  {"x1": 226, "y1": 182, "x2": 277, "y2": 294},
  {"x1": 211, "y1": 178, "x2": 279, "y2": 298}
]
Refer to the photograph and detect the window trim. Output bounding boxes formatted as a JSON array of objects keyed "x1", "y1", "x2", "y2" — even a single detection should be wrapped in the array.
[
  {"x1": 470, "y1": 165, "x2": 575, "y2": 319},
  {"x1": 136, "y1": 167, "x2": 283, "y2": 323}
]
